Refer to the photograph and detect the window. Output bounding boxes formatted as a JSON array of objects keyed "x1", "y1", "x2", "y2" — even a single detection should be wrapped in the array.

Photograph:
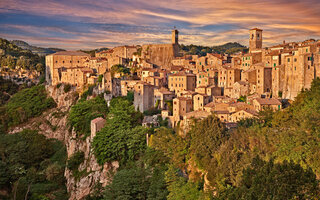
[
  {"x1": 287, "y1": 58, "x2": 290, "y2": 62},
  {"x1": 306, "y1": 49, "x2": 308, "y2": 53},
  {"x1": 273, "y1": 63, "x2": 276, "y2": 67},
  {"x1": 294, "y1": 58, "x2": 297, "y2": 62}
]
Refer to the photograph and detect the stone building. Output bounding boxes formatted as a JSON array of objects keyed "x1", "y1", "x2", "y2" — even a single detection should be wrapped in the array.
[
  {"x1": 141, "y1": 29, "x2": 180, "y2": 69},
  {"x1": 252, "y1": 98, "x2": 281, "y2": 111},
  {"x1": 168, "y1": 71, "x2": 196, "y2": 94},
  {"x1": 154, "y1": 87, "x2": 175, "y2": 110},
  {"x1": 232, "y1": 81, "x2": 249, "y2": 99},
  {"x1": 172, "y1": 97, "x2": 193, "y2": 127},
  {"x1": 193, "y1": 93, "x2": 210, "y2": 111},
  {"x1": 249, "y1": 28, "x2": 263, "y2": 52},
  {"x1": 133, "y1": 82, "x2": 154, "y2": 112},
  {"x1": 45, "y1": 51, "x2": 90, "y2": 87}
]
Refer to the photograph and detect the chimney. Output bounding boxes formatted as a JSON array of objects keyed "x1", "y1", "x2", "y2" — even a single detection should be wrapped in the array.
[{"x1": 283, "y1": 40, "x2": 285, "y2": 44}]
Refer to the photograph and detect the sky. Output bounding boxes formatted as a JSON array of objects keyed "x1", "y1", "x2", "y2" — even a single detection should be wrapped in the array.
[{"x1": 1, "y1": 0, "x2": 320, "y2": 50}]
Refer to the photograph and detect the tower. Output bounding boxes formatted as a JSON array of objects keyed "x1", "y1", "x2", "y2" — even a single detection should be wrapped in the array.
[
  {"x1": 249, "y1": 28, "x2": 263, "y2": 52},
  {"x1": 172, "y1": 28, "x2": 179, "y2": 44}
]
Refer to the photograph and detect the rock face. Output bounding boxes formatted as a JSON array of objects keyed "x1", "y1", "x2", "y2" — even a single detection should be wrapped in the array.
[
  {"x1": 9, "y1": 85, "x2": 117, "y2": 200},
  {"x1": 65, "y1": 128, "x2": 118, "y2": 200}
]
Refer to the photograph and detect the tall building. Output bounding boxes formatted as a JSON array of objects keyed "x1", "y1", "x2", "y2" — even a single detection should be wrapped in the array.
[
  {"x1": 249, "y1": 28, "x2": 263, "y2": 52},
  {"x1": 172, "y1": 29, "x2": 179, "y2": 44}
]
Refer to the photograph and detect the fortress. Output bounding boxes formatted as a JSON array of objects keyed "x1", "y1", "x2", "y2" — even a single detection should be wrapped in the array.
[{"x1": 141, "y1": 29, "x2": 180, "y2": 68}]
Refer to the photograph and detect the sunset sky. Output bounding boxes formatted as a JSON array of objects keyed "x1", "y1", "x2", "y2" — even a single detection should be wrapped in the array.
[{"x1": 1, "y1": 0, "x2": 320, "y2": 50}]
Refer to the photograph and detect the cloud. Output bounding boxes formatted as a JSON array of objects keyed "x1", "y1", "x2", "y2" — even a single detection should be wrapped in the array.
[{"x1": 0, "y1": 0, "x2": 320, "y2": 49}]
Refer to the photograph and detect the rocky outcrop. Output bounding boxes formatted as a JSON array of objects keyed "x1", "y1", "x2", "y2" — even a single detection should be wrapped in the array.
[
  {"x1": 9, "y1": 85, "x2": 116, "y2": 200},
  {"x1": 65, "y1": 128, "x2": 118, "y2": 200}
]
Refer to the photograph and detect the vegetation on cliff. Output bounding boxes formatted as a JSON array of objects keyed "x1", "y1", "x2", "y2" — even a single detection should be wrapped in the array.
[
  {"x1": 0, "y1": 38, "x2": 45, "y2": 72},
  {"x1": 0, "y1": 129, "x2": 68, "y2": 200},
  {"x1": 92, "y1": 97, "x2": 145, "y2": 165},
  {"x1": 68, "y1": 96, "x2": 108, "y2": 138},
  {"x1": 180, "y1": 42, "x2": 248, "y2": 56},
  {"x1": 0, "y1": 84, "x2": 56, "y2": 133}
]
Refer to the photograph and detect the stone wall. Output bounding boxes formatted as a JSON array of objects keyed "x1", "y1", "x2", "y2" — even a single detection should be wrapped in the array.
[{"x1": 141, "y1": 44, "x2": 179, "y2": 68}]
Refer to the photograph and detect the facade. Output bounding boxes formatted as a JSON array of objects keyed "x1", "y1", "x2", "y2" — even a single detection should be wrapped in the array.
[
  {"x1": 168, "y1": 72, "x2": 196, "y2": 94},
  {"x1": 45, "y1": 51, "x2": 91, "y2": 88},
  {"x1": 133, "y1": 82, "x2": 154, "y2": 112},
  {"x1": 252, "y1": 98, "x2": 282, "y2": 111}
]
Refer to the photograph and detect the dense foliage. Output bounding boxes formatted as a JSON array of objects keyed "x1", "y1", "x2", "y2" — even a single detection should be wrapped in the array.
[
  {"x1": 0, "y1": 76, "x2": 21, "y2": 104},
  {"x1": 0, "y1": 38, "x2": 45, "y2": 72},
  {"x1": 0, "y1": 129, "x2": 68, "y2": 200},
  {"x1": 111, "y1": 64, "x2": 130, "y2": 77},
  {"x1": 180, "y1": 42, "x2": 248, "y2": 56},
  {"x1": 217, "y1": 156, "x2": 319, "y2": 200},
  {"x1": 0, "y1": 85, "x2": 56, "y2": 131},
  {"x1": 145, "y1": 78, "x2": 320, "y2": 199},
  {"x1": 104, "y1": 161, "x2": 168, "y2": 200},
  {"x1": 67, "y1": 151, "x2": 85, "y2": 171},
  {"x1": 93, "y1": 97, "x2": 144, "y2": 165},
  {"x1": 68, "y1": 96, "x2": 108, "y2": 137}
]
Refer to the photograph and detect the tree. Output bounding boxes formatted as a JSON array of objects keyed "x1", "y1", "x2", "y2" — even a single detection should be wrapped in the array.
[
  {"x1": 188, "y1": 115, "x2": 228, "y2": 169},
  {"x1": 93, "y1": 98, "x2": 144, "y2": 165},
  {"x1": 68, "y1": 97, "x2": 108, "y2": 137},
  {"x1": 5, "y1": 85, "x2": 56, "y2": 127},
  {"x1": 218, "y1": 156, "x2": 320, "y2": 200}
]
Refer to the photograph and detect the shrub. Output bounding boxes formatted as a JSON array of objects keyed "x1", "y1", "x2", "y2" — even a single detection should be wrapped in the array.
[
  {"x1": 67, "y1": 151, "x2": 85, "y2": 171},
  {"x1": 5, "y1": 85, "x2": 56, "y2": 127},
  {"x1": 68, "y1": 97, "x2": 108, "y2": 137},
  {"x1": 64, "y1": 84, "x2": 71, "y2": 93}
]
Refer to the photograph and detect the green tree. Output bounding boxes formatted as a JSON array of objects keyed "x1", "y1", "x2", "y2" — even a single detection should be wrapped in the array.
[
  {"x1": 68, "y1": 96, "x2": 108, "y2": 137},
  {"x1": 218, "y1": 156, "x2": 320, "y2": 200},
  {"x1": 93, "y1": 98, "x2": 144, "y2": 165},
  {"x1": 188, "y1": 115, "x2": 228, "y2": 169}
]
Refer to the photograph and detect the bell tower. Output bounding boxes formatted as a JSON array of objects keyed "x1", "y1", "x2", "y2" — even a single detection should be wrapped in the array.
[
  {"x1": 249, "y1": 28, "x2": 263, "y2": 52},
  {"x1": 172, "y1": 28, "x2": 179, "y2": 44}
]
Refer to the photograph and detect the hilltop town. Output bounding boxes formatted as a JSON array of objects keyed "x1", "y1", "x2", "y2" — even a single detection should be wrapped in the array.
[{"x1": 45, "y1": 28, "x2": 320, "y2": 131}]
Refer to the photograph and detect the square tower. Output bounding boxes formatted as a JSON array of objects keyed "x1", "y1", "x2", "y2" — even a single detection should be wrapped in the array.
[
  {"x1": 249, "y1": 28, "x2": 263, "y2": 51},
  {"x1": 172, "y1": 29, "x2": 179, "y2": 44}
]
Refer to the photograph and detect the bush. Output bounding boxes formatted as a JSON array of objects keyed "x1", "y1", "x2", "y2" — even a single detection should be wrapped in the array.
[
  {"x1": 143, "y1": 107, "x2": 161, "y2": 116},
  {"x1": 68, "y1": 97, "x2": 108, "y2": 137},
  {"x1": 64, "y1": 84, "x2": 71, "y2": 93},
  {"x1": 67, "y1": 151, "x2": 85, "y2": 171},
  {"x1": 5, "y1": 85, "x2": 56, "y2": 127}
]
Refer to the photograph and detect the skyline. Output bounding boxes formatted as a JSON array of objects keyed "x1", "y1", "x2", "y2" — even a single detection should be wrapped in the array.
[{"x1": 1, "y1": 0, "x2": 320, "y2": 50}]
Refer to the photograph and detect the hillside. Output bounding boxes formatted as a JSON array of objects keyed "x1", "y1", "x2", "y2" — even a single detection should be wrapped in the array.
[
  {"x1": 180, "y1": 42, "x2": 248, "y2": 56},
  {"x1": 12, "y1": 40, "x2": 65, "y2": 56},
  {"x1": 0, "y1": 38, "x2": 45, "y2": 72}
]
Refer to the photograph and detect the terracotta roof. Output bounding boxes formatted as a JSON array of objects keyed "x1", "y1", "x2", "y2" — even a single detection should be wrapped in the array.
[
  {"x1": 250, "y1": 28, "x2": 263, "y2": 31},
  {"x1": 204, "y1": 102, "x2": 215, "y2": 108},
  {"x1": 183, "y1": 110, "x2": 211, "y2": 119},
  {"x1": 52, "y1": 51, "x2": 90, "y2": 56},
  {"x1": 214, "y1": 110, "x2": 230, "y2": 114},
  {"x1": 235, "y1": 81, "x2": 248, "y2": 86},
  {"x1": 170, "y1": 71, "x2": 196, "y2": 77},
  {"x1": 80, "y1": 68, "x2": 94, "y2": 73},
  {"x1": 254, "y1": 98, "x2": 281, "y2": 105}
]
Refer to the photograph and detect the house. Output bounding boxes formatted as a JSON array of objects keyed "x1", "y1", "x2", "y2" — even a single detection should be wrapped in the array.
[{"x1": 252, "y1": 98, "x2": 282, "y2": 111}]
